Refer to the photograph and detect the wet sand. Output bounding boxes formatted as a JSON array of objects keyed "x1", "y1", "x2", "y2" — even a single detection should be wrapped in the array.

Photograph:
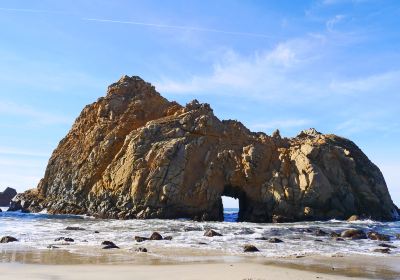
[
  {"x1": 0, "y1": 248, "x2": 399, "y2": 279},
  {"x1": 0, "y1": 262, "x2": 375, "y2": 280}
]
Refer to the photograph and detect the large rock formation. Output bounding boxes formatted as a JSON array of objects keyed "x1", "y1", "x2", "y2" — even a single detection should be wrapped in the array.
[
  {"x1": 9, "y1": 76, "x2": 399, "y2": 222},
  {"x1": 0, "y1": 187, "x2": 17, "y2": 207}
]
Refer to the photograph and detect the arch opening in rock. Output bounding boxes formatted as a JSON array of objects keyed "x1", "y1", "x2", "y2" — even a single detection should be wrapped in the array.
[
  {"x1": 221, "y1": 185, "x2": 247, "y2": 222},
  {"x1": 221, "y1": 196, "x2": 239, "y2": 222}
]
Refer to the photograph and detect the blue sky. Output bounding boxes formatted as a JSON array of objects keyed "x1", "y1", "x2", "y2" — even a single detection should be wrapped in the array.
[{"x1": 0, "y1": 0, "x2": 399, "y2": 208}]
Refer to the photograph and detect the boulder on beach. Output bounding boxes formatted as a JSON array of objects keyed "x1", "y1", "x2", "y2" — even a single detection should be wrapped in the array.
[{"x1": 9, "y1": 76, "x2": 399, "y2": 222}]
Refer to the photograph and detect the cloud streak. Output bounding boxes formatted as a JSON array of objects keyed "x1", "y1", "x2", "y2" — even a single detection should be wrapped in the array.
[
  {"x1": 82, "y1": 18, "x2": 274, "y2": 38},
  {"x1": 0, "y1": 102, "x2": 73, "y2": 126}
]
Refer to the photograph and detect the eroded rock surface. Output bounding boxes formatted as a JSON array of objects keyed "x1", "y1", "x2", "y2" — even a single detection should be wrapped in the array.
[
  {"x1": 0, "y1": 187, "x2": 17, "y2": 207},
  {"x1": 9, "y1": 76, "x2": 399, "y2": 222}
]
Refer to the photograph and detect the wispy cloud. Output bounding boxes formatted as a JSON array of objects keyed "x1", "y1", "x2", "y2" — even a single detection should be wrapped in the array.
[
  {"x1": 0, "y1": 102, "x2": 73, "y2": 126},
  {"x1": 156, "y1": 37, "x2": 324, "y2": 100},
  {"x1": 326, "y1": 14, "x2": 346, "y2": 31},
  {"x1": 83, "y1": 18, "x2": 274, "y2": 38}
]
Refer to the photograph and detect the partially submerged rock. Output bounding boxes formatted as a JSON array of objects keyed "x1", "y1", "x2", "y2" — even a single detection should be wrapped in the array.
[
  {"x1": 340, "y1": 229, "x2": 367, "y2": 239},
  {"x1": 0, "y1": 236, "x2": 18, "y2": 243},
  {"x1": 135, "y1": 247, "x2": 148, "y2": 252},
  {"x1": 367, "y1": 232, "x2": 390, "y2": 241},
  {"x1": 204, "y1": 229, "x2": 222, "y2": 237},
  {"x1": 373, "y1": 248, "x2": 390, "y2": 254},
  {"x1": 268, "y1": 237, "x2": 284, "y2": 243},
  {"x1": 102, "y1": 241, "x2": 119, "y2": 249},
  {"x1": 65, "y1": 227, "x2": 85, "y2": 231},
  {"x1": 243, "y1": 245, "x2": 259, "y2": 252},
  {"x1": 149, "y1": 232, "x2": 163, "y2": 240},
  {"x1": 134, "y1": 236, "x2": 148, "y2": 242},
  {"x1": 55, "y1": 237, "x2": 74, "y2": 242},
  {"x1": 10, "y1": 76, "x2": 399, "y2": 222},
  {"x1": 314, "y1": 229, "x2": 328, "y2": 236},
  {"x1": 378, "y1": 243, "x2": 397, "y2": 249},
  {"x1": 347, "y1": 215, "x2": 361, "y2": 222}
]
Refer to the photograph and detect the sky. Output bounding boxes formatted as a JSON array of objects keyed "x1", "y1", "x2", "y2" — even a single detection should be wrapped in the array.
[{"x1": 0, "y1": 0, "x2": 399, "y2": 208}]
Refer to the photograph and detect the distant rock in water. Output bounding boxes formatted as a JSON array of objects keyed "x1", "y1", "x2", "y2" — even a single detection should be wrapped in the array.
[
  {"x1": 8, "y1": 75, "x2": 400, "y2": 222},
  {"x1": 0, "y1": 187, "x2": 17, "y2": 207}
]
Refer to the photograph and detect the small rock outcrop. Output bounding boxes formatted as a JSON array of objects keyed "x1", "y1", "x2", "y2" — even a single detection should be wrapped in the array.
[
  {"x1": 0, "y1": 187, "x2": 17, "y2": 207},
  {"x1": 8, "y1": 76, "x2": 399, "y2": 222}
]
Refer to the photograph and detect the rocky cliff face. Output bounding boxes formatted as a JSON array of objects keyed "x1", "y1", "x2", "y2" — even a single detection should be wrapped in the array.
[{"x1": 10, "y1": 76, "x2": 399, "y2": 222}]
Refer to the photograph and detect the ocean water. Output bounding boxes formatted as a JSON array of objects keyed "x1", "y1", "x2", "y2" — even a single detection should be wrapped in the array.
[{"x1": 0, "y1": 207, "x2": 399, "y2": 258}]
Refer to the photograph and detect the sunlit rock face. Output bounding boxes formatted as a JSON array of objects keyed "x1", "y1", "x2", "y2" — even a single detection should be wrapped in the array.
[{"x1": 10, "y1": 76, "x2": 399, "y2": 222}]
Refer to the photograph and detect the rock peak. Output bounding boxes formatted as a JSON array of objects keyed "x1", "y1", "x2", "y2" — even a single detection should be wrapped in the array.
[
  {"x1": 106, "y1": 75, "x2": 157, "y2": 98},
  {"x1": 297, "y1": 128, "x2": 322, "y2": 138}
]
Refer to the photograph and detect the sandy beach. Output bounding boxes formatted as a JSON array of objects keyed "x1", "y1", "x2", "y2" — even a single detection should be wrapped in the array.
[
  {"x1": 0, "y1": 248, "x2": 399, "y2": 280},
  {"x1": 0, "y1": 262, "x2": 374, "y2": 280}
]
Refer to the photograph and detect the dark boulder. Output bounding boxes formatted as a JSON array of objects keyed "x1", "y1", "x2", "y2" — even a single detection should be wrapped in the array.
[
  {"x1": 0, "y1": 236, "x2": 18, "y2": 243},
  {"x1": 243, "y1": 245, "x2": 259, "y2": 252},
  {"x1": 149, "y1": 232, "x2": 163, "y2": 240},
  {"x1": 204, "y1": 229, "x2": 222, "y2": 237},
  {"x1": 101, "y1": 241, "x2": 119, "y2": 249},
  {"x1": 0, "y1": 187, "x2": 17, "y2": 207}
]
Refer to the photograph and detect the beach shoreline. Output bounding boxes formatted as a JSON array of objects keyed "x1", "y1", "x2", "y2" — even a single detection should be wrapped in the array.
[{"x1": 0, "y1": 248, "x2": 399, "y2": 279}]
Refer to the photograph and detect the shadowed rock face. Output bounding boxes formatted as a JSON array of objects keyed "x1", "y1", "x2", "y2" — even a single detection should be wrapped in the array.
[
  {"x1": 9, "y1": 76, "x2": 399, "y2": 222},
  {"x1": 0, "y1": 187, "x2": 17, "y2": 207}
]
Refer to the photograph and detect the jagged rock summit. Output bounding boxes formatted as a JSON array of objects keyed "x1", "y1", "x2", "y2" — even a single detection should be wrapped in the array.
[{"x1": 10, "y1": 75, "x2": 399, "y2": 222}]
